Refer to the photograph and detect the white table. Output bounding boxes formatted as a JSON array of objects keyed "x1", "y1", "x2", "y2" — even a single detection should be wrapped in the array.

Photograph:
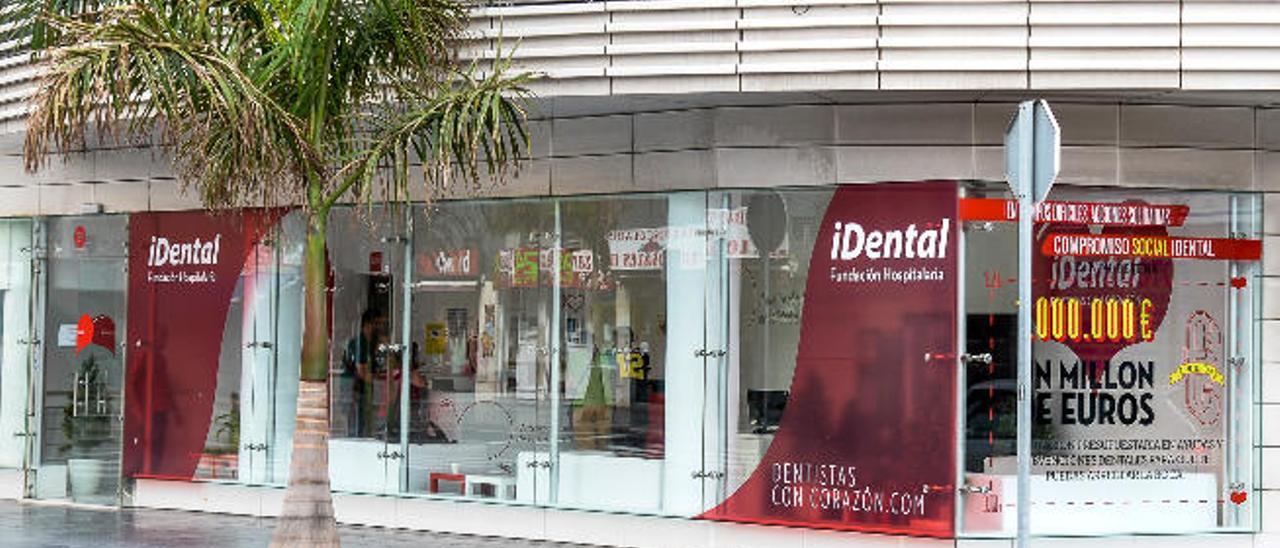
[{"x1": 466, "y1": 474, "x2": 517, "y2": 500}]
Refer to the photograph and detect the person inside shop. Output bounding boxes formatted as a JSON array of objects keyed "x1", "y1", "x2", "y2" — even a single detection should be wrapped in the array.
[
  {"x1": 385, "y1": 341, "x2": 452, "y2": 443},
  {"x1": 342, "y1": 309, "x2": 382, "y2": 438}
]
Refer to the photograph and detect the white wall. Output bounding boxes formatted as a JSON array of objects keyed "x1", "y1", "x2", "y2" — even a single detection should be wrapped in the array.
[{"x1": 2, "y1": 99, "x2": 1280, "y2": 212}]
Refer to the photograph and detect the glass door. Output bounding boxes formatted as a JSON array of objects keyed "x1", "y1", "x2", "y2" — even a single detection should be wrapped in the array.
[
  {"x1": 702, "y1": 188, "x2": 823, "y2": 516},
  {"x1": 956, "y1": 182, "x2": 1019, "y2": 536},
  {"x1": 31, "y1": 216, "x2": 128, "y2": 504},
  {"x1": 401, "y1": 199, "x2": 554, "y2": 504},
  {"x1": 549, "y1": 193, "x2": 681, "y2": 515},
  {"x1": 327, "y1": 207, "x2": 410, "y2": 495}
]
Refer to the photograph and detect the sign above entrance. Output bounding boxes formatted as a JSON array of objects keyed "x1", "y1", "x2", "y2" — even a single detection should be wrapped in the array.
[{"x1": 420, "y1": 249, "x2": 475, "y2": 277}]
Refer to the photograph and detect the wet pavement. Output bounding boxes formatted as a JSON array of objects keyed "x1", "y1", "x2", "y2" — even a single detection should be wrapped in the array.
[{"x1": 0, "y1": 500, "x2": 597, "y2": 548}]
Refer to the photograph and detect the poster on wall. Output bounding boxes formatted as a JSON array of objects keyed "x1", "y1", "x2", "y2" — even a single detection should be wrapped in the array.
[
  {"x1": 700, "y1": 181, "x2": 959, "y2": 537},
  {"x1": 122, "y1": 209, "x2": 285, "y2": 480}
]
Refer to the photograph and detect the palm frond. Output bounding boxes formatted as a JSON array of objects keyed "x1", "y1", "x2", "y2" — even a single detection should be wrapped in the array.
[
  {"x1": 23, "y1": 2, "x2": 319, "y2": 208},
  {"x1": 20, "y1": 0, "x2": 534, "y2": 212},
  {"x1": 332, "y1": 56, "x2": 533, "y2": 211}
]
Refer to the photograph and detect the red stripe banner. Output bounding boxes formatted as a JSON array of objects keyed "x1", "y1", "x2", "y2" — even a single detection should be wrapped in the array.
[
  {"x1": 1041, "y1": 233, "x2": 1261, "y2": 261},
  {"x1": 959, "y1": 198, "x2": 1189, "y2": 227}
]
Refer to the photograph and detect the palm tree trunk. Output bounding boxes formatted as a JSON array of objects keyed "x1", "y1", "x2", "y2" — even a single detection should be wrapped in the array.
[{"x1": 272, "y1": 214, "x2": 340, "y2": 547}]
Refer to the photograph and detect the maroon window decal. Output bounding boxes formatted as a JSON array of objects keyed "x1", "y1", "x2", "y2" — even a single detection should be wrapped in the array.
[
  {"x1": 701, "y1": 181, "x2": 960, "y2": 537},
  {"x1": 123, "y1": 209, "x2": 286, "y2": 480}
]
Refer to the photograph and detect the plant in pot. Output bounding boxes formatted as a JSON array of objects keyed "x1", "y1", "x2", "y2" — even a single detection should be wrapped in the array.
[
  {"x1": 60, "y1": 354, "x2": 114, "y2": 503},
  {"x1": 199, "y1": 392, "x2": 241, "y2": 479},
  {"x1": 211, "y1": 394, "x2": 241, "y2": 453}
]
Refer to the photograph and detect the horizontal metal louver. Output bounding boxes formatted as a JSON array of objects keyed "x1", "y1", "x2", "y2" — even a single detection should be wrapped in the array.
[{"x1": 1, "y1": 0, "x2": 1279, "y2": 125}]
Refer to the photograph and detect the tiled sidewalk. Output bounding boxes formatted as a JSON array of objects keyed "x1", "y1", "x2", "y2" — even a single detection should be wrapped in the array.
[{"x1": 0, "y1": 500, "x2": 594, "y2": 548}]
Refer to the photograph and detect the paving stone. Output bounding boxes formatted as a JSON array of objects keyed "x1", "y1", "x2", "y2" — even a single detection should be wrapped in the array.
[{"x1": 0, "y1": 500, "x2": 598, "y2": 548}]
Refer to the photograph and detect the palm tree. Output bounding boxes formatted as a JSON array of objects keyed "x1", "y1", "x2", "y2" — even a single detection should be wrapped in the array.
[{"x1": 3, "y1": 1, "x2": 531, "y2": 545}]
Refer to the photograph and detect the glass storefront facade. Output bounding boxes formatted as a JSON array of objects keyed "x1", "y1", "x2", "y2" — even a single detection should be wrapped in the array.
[{"x1": 0, "y1": 181, "x2": 1262, "y2": 538}]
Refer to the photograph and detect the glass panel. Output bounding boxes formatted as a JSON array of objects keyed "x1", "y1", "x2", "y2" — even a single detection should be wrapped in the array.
[
  {"x1": 401, "y1": 198, "x2": 553, "y2": 503},
  {"x1": 0, "y1": 220, "x2": 35, "y2": 477},
  {"x1": 257, "y1": 211, "x2": 305, "y2": 485},
  {"x1": 120, "y1": 209, "x2": 291, "y2": 492},
  {"x1": 327, "y1": 206, "x2": 410, "y2": 495},
  {"x1": 551, "y1": 194, "x2": 681, "y2": 514},
  {"x1": 195, "y1": 277, "x2": 247, "y2": 481},
  {"x1": 703, "y1": 183, "x2": 960, "y2": 536},
  {"x1": 1228, "y1": 192, "x2": 1261, "y2": 533},
  {"x1": 959, "y1": 186, "x2": 1261, "y2": 536},
  {"x1": 194, "y1": 211, "x2": 304, "y2": 486},
  {"x1": 709, "y1": 188, "x2": 831, "y2": 504},
  {"x1": 707, "y1": 187, "x2": 839, "y2": 514},
  {"x1": 35, "y1": 216, "x2": 128, "y2": 504},
  {"x1": 958, "y1": 182, "x2": 1019, "y2": 536}
]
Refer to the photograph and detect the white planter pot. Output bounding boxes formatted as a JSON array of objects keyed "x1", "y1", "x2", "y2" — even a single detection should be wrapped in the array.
[{"x1": 66, "y1": 458, "x2": 108, "y2": 503}]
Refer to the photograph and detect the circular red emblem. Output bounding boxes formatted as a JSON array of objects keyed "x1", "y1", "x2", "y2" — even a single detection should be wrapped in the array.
[{"x1": 73, "y1": 225, "x2": 87, "y2": 249}]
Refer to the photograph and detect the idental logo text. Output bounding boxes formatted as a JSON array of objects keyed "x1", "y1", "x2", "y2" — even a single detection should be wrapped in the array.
[
  {"x1": 829, "y1": 219, "x2": 950, "y2": 260},
  {"x1": 147, "y1": 234, "x2": 223, "y2": 267}
]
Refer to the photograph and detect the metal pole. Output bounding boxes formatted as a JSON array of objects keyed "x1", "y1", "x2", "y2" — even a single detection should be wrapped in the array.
[
  {"x1": 399, "y1": 207, "x2": 413, "y2": 492},
  {"x1": 953, "y1": 186, "x2": 969, "y2": 535},
  {"x1": 548, "y1": 202, "x2": 562, "y2": 503},
  {"x1": 1015, "y1": 102, "x2": 1034, "y2": 548}
]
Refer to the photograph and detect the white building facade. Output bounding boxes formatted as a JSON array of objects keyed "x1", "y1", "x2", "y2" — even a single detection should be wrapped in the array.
[{"x1": 0, "y1": 2, "x2": 1279, "y2": 547}]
